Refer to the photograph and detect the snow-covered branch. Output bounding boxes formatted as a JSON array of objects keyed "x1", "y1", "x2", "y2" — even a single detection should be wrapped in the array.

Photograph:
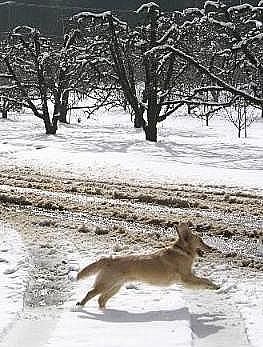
[{"x1": 136, "y1": 2, "x2": 159, "y2": 14}]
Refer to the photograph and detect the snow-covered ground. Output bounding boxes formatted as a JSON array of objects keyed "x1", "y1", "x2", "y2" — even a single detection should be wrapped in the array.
[
  {"x1": 1, "y1": 223, "x2": 263, "y2": 347},
  {"x1": 0, "y1": 223, "x2": 28, "y2": 341},
  {"x1": 234, "y1": 282, "x2": 263, "y2": 347},
  {"x1": 48, "y1": 278, "x2": 193, "y2": 347},
  {"x1": 0, "y1": 109, "x2": 262, "y2": 190},
  {"x1": 48, "y1": 265, "x2": 263, "y2": 347},
  {"x1": 0, "y1": 108, "x2": 263, "y2": 346}
]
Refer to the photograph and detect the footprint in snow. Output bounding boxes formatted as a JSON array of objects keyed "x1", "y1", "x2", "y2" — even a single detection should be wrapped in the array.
[
  {"x1": 3, "y1": 266, "x2": 18, "y2": 275},
  {"x1": 0, "y1": 258, "x2": 8, "y2": 263}
]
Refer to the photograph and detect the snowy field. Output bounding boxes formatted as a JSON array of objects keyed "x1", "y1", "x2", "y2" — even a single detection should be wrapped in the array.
[
  {"x1": 0, "y1": 108, "x2": 262, "y2": 191},
  {"x1": 0, "y1": 108, "x2": 263, "y2": 346}
]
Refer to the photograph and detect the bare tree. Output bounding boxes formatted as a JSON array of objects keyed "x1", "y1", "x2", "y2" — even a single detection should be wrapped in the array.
[
  {"x1": 225, "y1": 99, "x2": 256, "y2": 138},
  {"x1": 74, "y1": 4, "x2": 199, "y2": 141},
  {"x1": 2, "y1": 27, "x2": 60, "y2": 133},
  {"x1": 48, "y1": 29, "x2": 83, "y2": 123},
  {"x1": 167, "y1": 1, "x2": 263, "y2": 111},
  {"x1": 74, "y1": 2, "x2": 262, "y2": 142},
  {"x1": 0, "y1": 96, "x2": 22, "y2": 119},
  {"x1": 1, "y1": 26, "x2": 84, "y2": 133}
]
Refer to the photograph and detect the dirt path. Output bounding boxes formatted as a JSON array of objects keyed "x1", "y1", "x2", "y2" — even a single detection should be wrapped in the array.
[{"x1": 0, "y1": 166, "x2": 262, "y2": 267}]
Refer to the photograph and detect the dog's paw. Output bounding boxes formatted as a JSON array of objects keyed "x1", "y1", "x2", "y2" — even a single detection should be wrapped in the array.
[{"x1": 208, "y1": 282, "x2": 220, "y2": 290}]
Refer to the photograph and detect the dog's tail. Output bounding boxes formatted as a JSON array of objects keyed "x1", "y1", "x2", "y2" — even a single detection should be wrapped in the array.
[{"x1": 77, "y1": 257, "x2": 108, "y2": 280}]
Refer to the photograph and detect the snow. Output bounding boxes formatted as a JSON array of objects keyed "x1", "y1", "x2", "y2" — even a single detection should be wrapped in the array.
[
  {"x1": 210, "y1": 271, "x2": 263, "y2": 347},
  {"x1": 47, "y1": 280, "x2": 192, "y2": 347},
  {"x1": 183, "y1": 8, "x2": 204, "y2": 16},
  {"x1": 208, "y1": 17, "x2": 236, "y2": 30},
  {"x1": 74, "y1": 10, "x2": 112, "y2": 21},
  {"x1": 245, "y1": 19, "x2": 263, "y2": 28},
  {"x1": 204, "y1": 1, "x2": 220, "y2": 10},
  {"x1": 0, "y1": 1, "x2": 16, "y2": 6},
  {"x1": 2, "y1": 237, "x2": 262, "y2": 347},
  {"x1": 0, "y1": 108, "x2": 263, "y2": 346},
  {"x1": 136, "y1": 2, "x2": 159, "y2": 14},
  {"x1": 228, "y1": 4, "x2": 253, "y2": 14},
  {"x1": 0, "y1": 222, "x2": 28, "y2": 339},
  {"x1": 0, "y1": 109, "x2": 262, "y2": 191},
  {"x1": 235, "y1": 282, "x2": 263, "y2": 347}
]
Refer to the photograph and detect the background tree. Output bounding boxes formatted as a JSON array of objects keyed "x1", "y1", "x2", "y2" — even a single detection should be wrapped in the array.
[
  {"x1": 1, "y1": 26, "x2": 82, "y2": 133},
  {"x1": 74, "y1": 3, "x2": 196, "y2": 142},
  {"x1": 2, "y1": 26, "x2": 60, "y2": 134},
  {"x1": 168, "y1": 1, "x2": 263, "y2": 111},
  {"x1": 48, "y1": 29, "x2": 84, "y2": 123},
  {"x1": 225, "y1": 98, "x2": 256, "y2": 137}
]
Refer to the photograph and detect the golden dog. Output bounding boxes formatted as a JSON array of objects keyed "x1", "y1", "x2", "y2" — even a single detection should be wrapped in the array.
[{"x1": 76, "y1": 222, "x2": 219, "y2": 308}]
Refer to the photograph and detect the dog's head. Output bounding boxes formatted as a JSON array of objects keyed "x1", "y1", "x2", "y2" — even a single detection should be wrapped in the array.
[{"x1": 176, "y1": 222, "x2": 213, "y2": 254}]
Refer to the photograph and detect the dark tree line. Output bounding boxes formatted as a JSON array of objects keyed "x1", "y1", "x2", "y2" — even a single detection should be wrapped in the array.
[
  {"x1": 0, "y1": 1, "x2": 253, "y2": 35},
  {"x1": 0, "y1": 1, "x2": 262, "y2": 140}
]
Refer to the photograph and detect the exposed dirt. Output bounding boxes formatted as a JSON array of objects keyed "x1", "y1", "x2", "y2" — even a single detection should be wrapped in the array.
[{"x1": 0, "y1": 166, "x2": 262, "y2": 273}]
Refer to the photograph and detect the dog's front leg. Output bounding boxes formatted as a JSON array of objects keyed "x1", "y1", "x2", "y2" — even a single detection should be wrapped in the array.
[
  {"x1": 76, "y1": 287, "x2": 100, "y2": 306},
  {"x1": 182, "y1": 274, "x2": 219, "y2": 290}
]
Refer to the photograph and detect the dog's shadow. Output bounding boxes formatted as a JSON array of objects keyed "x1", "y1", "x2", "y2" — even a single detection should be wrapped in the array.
[
  {"x1": 78, "y1": 307, "x2": 189, "y2": 323},
  {"x1": 190, "y1": 312, "x2": 225, "y2": 338},
  {"x1": 77, "y1": 307, "x2": 225, "y2": 338}
]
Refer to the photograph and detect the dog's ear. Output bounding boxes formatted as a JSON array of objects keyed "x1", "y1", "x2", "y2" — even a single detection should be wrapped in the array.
[{"x1": 177, "y1": 222, "x2": 191, "y2": 242}]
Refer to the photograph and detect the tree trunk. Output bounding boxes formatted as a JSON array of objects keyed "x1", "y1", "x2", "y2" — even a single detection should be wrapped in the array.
[
  {"x1": 134, "y1": 116, "x2": 143, "y2": 128},
  {"x1": 59, "y1": 103, "x2": 68, "y2": 123},
  {"x1": 244, "y1": 108, "x2": 247, "y2": 138},
  {"x1": 44, "y1": 122, "x2": 57, "y2": 135},
  {"x1": 2, "y1": 109, "x2": 8, "y2": 119},
  {"x1": 53, "y1": 101, "x2": 60, "y2": 117},
  {"x1": 144, "y1": 122, "x2": 157, "y2": 142},
  {"x1": 43, "y1": 113, "x2": 58, "y2": 135},
  {"x1": 108, "y1": 15, "x2": 145, "y2": 130},
  {"x1": 206, "y1": 115, "x2": 209, "y2": 126},
  {"x1": 144, "y1": 108, "x2": 157, "y2": 142},
  {"x1": 59, "y1": 91, "x2": 69, "y2": 123},
  {"x1": 134, "y1": 108, "x2": 145, "y2": 128},
  {"x1": 53, "y1": 102, "x2": 68, "y2": 124},
  {"x1": 142, "y1": 8, "x2": 159, "y2": 142},
  {"x1": 54, "y1": 92, "x2": 69, "y2": 124}
]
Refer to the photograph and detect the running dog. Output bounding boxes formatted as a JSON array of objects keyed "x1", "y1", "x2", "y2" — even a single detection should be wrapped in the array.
[{"x1": 75, "y1": 222, "x2": 219, "y2": 309}]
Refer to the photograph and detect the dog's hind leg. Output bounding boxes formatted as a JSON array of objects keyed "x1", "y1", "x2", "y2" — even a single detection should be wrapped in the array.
[
  {"x1": 182, "y1": 274, "x2": 219, "y2": 290},
  {"x1": 98, "y1": 285, "x2": 122, "y2": 309}
]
